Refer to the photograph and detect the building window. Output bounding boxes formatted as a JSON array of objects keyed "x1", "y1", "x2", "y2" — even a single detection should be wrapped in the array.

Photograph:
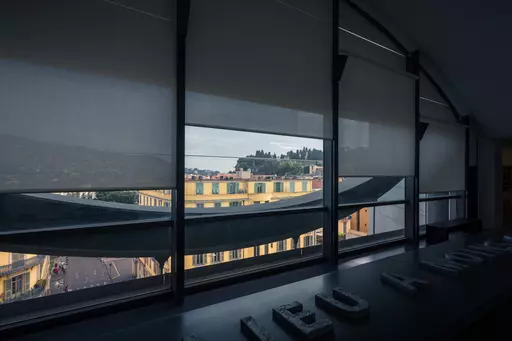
[
  {"x1": 254, "y1": 201, "x2": 260, "y2": 204},
  {"x1": 254, "y1": 246, "x2": 260, "y2": 257},
  {"x1": 303, "y1": 235, "x2": 313, "y2": 248},
  {"x1": 214, "y1": 202, "x2": 221, "y2": 208},
  {"x1": 289, "y1": 181, "x2": 295, "y2": 192},
  {"x1": 264, "y1": 244, "x2": 269, "y2": 254},
  {"x1": 276, "y1": 240, "x2": 286, "y2": 252},
  {"x1": 274, "y1": 182, "x2": 283, "y2": 193},
  {"x1": 229, "y1": 201, "x2": 242, "y2": 207},
  {"x1": 11, "y1": 253, "x2": 24, "y2": 265},
  {"x1": 255, "y1": 183, "x2": 266, "y2": 193},
  {"x1": 192, "y1": 254, "x2": 207, "y2": 266},
  {"x1": 227, "y1": 182, "x2": 239, "y2": 194},
  {"x1": 212, "y1": 182, "x2": 220, "y2": 194},
  {"x1": 197, "y1": 203, "x2": 204, "y2": 208},
  {"x1": 302, "y1": 180, "x2": 308, "y2": 192},
  {"x1": 4, "y1": 272, "x2": 30, "y2": 300},
  {"x1": 211, "y1": 252, "x2": 224, "y2": 263},
  {"x1": 196, "y1": 183, "x2": 204, "y2": 195},
  {"x1": 230, "y1": 249, "x2": 243, "y2": 260}
]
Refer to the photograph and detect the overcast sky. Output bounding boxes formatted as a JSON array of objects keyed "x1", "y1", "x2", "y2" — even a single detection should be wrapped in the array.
[{"x1": 185, "y1": 126, "x2": 323, "y2": 172}]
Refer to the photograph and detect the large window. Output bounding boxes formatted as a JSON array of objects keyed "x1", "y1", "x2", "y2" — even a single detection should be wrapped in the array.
[
  {"x1": 184, "y1": 126, "x2": 324, "y2": 283},
  {"x1": 0, "y1": 0, "x2": 472, "y2": 329}
]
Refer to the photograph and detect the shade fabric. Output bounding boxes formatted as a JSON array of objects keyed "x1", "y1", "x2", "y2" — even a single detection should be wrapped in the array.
[
  {"x1": 338, "y1": 0, "x2": 406, "y2": 72},
  {"x1": 338, "y1": 56, "x2": 415, "y2": 176},
  {"x1": 0, "y1": 0, "x2": 176, "y2": 192},
  {"x1": 420, "y1": 120, "x2": 466, "y2": 193},
  {"x1": 186, "y1": 0, "x2": 332, "y2": 139}
]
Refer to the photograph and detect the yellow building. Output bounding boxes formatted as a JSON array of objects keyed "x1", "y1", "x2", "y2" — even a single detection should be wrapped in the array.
[
  {"x1": 0, "y1": 253, "x2": 49, "y2": 303},
  {"x1": 135, "y1": 176, "x2": 367, "y2": 274}
]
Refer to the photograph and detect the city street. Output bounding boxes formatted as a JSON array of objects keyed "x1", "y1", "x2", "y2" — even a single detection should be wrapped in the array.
[{"x1": 50, "y1": 257, "x2": 135, "y2": 294}]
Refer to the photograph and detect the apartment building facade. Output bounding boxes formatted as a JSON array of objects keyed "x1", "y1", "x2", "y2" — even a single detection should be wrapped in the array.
[{"x1": 0, "y1": 253, "x2": 49, "y2": 303}]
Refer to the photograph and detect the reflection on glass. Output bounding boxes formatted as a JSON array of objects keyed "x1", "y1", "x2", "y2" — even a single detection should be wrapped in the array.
[{"x1": 338, "y1": 204, "x2": 405, "y2": 244}]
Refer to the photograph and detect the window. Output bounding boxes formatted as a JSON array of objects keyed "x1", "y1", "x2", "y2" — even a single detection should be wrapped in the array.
[
  {"x1": 254, "y1": 201, "x2": 260, "y2": 204},
  {"x1": 255, "y1": 183, "x2": 266, "y2": 193},
  {"x1": 289, "y1": 181, "x2": 295, "y2": 193},
  {"x1": 276, "y1": 240, "x2": 287, "y2": 252},
  {"x1": 4, "y1": 272, "x2": 30, "y2": 300},
  {"x1": 214, "y1": 202, "x2": 221, "y2": 208},
  {"x1": 339, "y1": 203, "x2": 405, "y2": 248},
  {"x1": 196, "y1": 183, "x2": 204, "y2": 195},
  {"x1": 11, "y1": 253, "x2": 25, "y2": 265},
  {"x1": 302, "y1": 180, "x2": 308, "y2": 192},
  {"x1": 212, "y1": 182, "x2": 220, "y2": 194},
  {"x1": 229, "y1": 201, "x2": 242, "y2": 207},
  {"x1": 254, "y1": 246, "x2": 260, "y2": 257},
  {"x1": 303, "y1": 235, "x2": 313, "y2": 248},
  {"x1": 227, "y1": 182, "x2": 239, "y2": 194},
  {"x1": 274, "y1": 182, "x2": 283, "y2": 193},
  {"x1": 211, "y1": 252, "x2": 224, "y2": 263},
  {"x1": 229, "y1": 249, "x2": 243, "y2": 260},
  {"x1": 192, "y1": 254, "x2": 207, "y2": 266},
  {"x1": 197, "y1": 203, "x2": 204, "y2": 208}
]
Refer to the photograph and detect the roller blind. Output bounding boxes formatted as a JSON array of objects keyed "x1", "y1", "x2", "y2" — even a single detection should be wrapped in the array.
[
  {"x1": 0, "y1": 0, "x2": 176, "y2": 193},
  {"x1": 420, "y1": 120, "x2": 466, "y2": 193},
  {"x1": 186, "y1": 0, "x2": 332, "y2": 139},
  {"x1": 338, "y1": 57, "x2": 415, "y2": 176}
]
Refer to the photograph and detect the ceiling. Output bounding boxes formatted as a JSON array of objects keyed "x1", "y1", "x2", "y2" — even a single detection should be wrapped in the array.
[{"x1": 358, "y1": 0, "x2": 512, "y2": 138}]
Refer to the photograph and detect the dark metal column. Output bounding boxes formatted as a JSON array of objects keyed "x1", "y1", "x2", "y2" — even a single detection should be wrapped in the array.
[
  {"x1": 405, "y1": 51, "x2": 420, "y2": 247},
  {"x1": 173, "y1": 0, "x2": 190, "y2": 303},
  {"x1": 323, "y1": 0, "x2": 340, "y2": 264}
]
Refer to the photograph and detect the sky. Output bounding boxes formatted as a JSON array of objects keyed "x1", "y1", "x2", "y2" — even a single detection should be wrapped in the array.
[{"x1": 185, "y1": 126, "x2": 324, "y2": 172}]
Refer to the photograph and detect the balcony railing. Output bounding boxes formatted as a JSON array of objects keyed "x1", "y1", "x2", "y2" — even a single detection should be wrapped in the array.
[{"x1": 0, "y1": 255, "x2": 46, "y2": 276}]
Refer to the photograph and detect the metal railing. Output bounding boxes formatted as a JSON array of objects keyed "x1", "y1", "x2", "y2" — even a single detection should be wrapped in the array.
[{"x1": 0, "y1": 255, "x2": 46, "y2": 276}]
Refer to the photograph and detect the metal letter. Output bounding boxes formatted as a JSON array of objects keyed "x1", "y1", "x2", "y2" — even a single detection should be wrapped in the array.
[
  {"x1": 315, "y1": 287, "x2": 369, "y2": 321},
  {"x1": 272, "y1": 301, "x2": 333, "y2": 340},
  {"x1": 420, "y1": 259, "x2": 468, "y2": 276},
  {"x1": 468, "y1": 244, "x2": 508, "y2": 255},
  {"x1": 241, "y1": 316, "x2": 276, "y2": 341},
  {"x1": 445, "y1": 251, "x2": 484, "y2": 266},
  {"x1": 380, "y1": 273, "x2": 429, "y2": 296}
]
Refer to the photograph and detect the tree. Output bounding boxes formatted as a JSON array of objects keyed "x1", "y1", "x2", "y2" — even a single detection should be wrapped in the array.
[
  {"x1": 95, "y1": 191, "x2": 138, "y2": 204},
  {"x1": 234, "y1": 146, "x2": 323, "y2": 176}
]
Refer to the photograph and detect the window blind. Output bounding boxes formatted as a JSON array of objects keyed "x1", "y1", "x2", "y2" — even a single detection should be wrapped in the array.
[
  {"x1": 0, "y1": 0, "x2": 176, "y2": 192},
  {"x1": 338, "y1": 56, "x2": 415, "y2": 176},
  {"x1": 185, "y1": 0, "x2": 332, "y2": 139}
]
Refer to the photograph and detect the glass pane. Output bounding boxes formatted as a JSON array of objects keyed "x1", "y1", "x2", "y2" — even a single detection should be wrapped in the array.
[
  {"x1": 184, "y1": 126, "x2": 323, "y2": 214},
  {"x1": 0, "y1": 251, "x2": 170, "y2": 321},
  {"x1": 338, "y1": 204, "x2": 405, "y2": 248},
  {"x1": 184, "y1": 126, "x2": 323, "y2": 283}
]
